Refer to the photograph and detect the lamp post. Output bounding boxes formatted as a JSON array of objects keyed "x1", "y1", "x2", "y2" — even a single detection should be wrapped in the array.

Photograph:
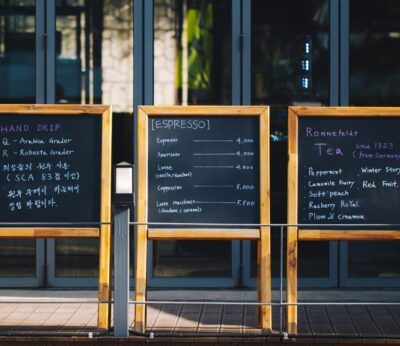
[
  {"x1": 115, "y1": 162, "x2": 134, "y2": 205},
  {"x1": 113, "y1": 162, "x2": 134, "y2": 337}
]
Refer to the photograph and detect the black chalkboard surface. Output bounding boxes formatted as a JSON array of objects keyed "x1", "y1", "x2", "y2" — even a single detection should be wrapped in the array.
[
  {"x1": 148, "y1": 116, "x2": 260, "y2": 226},
  {"x1": 0, "y1": 114, "x2": 101, "y2": 223},
  {"x1": 298, "y1": 116, "x2": 400, "y2": 228}
]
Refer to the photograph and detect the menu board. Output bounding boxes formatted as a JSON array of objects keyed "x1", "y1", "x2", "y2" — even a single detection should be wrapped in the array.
[
  {"x1": 0, "y1": 114, "x2": 101, "y2": 223},
  {"x1": 148, "y1": 116, "x2": 260, "y2": 226},
  {"x1": 298, "y1": 116, "x2": 400, "y2": 227}
]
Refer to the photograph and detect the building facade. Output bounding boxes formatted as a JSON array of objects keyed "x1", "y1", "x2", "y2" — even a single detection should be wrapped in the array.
[{"x1": 1, "y1": 0, "x2": 400, "y2": 288}]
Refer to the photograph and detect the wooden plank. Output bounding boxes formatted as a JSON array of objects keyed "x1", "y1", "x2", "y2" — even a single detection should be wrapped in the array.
[
  {"x1": 327, "y1": 306, "x2": 357, "y2": 335},
  {"x1": 243, "y1": 305, "x2": 258, "y2": 333},
  {"x1": 271, "y1": 305, "x2": 282, "y2": 333},
  {"x1": 388, "y1": 305, "x2": 400, "y2": 328},
  {"x1": 258, "y1": 107, "x2": 271, "y2": 332},
  {"x1": 290, "y1": 106, "x2": 400, "y2": 117},
  {"x1": 198, "y1": 305, "x2": 223, "y2": 333},
  {"x1": 297, "y1": 305, "x2": 312, "y2": 335},
  {"x1": 305, "y1": 306, "x2": 335, "y2": 336},
  {"x1": 34, "y1": 303, "x2": 62, "y2": 333},
  {"x1": 14, "y1": 305, "x2": 46, "y2": 331},
  {"x1": 0, "y1": 228, "x2": 99, "y2": 238},
  {"x1": 0, "y1": 104, "x2": 109, "y2": 114},
  {"x1": 347, "y1": 305, "x2": 381, "y2": 336},
  {"x1": 287, "y1": 108, "x2": 298, "y2": 334},
  {"x1": 146, "y1": 303, "x2": 163, "y2": 330},
  {"x1": 299, "y1": 230, "x2": 400, "y2": 241},
  {"x1": 152, "y1": 304, "x2": 182, "y2": 333},
  {"x1": 134, "y1": 224, "x2": 148, "y2": 333},
  {"x1": 77, "y1": 304, "x2": 98, "y2": 333},
  {"x1": 148, "y1": 229, "x2": 260, "y2": 240},
  {"x1": 258, "y1": 232, "x2": 271, "y2": 331},
  {"x1": 97, "y1": 106, "x2": 113, "y2": 330},
  {"x1": 140, "y1": 105, "x2": 268, "y2": 116},
  {"x1": 368, "y1": 306, "x2": 400, "y2": 336},
  {"x1": 220, "y1": 305, "x2": 244, "y2": 333},
  {"x1": 134, "y1": 107, "x2": 149, "y2": 333},
  {"x1": 174, "y1": 304, "x2": 202, "y2": 332}
]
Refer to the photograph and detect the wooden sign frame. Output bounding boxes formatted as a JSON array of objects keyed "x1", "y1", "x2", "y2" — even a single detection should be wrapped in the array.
[
  {"x1": 287, "y1": 106, "x2": 400, "y2": 333},
  {"x1": 0, "y1": 104, "x2": 112, "y2": 329},
  {"x1": 135, "y1": 106, "x2": 271, "y2": 332}
]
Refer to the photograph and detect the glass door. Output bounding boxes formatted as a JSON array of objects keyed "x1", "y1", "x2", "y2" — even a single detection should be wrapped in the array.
[
  {"x1": 341, "y1": 0, "x2": 400, "y2": 287},
  {"x1": 149, "y1": 0, "x2": 238, "y2": 287},
  {"x1": 243, "y1": 0, "x2": 337, "y2": 288},
  {"x1": 0, "y1": 0, "x2": 45, "y2": 287},
  {"x1": 47, "y1": 0, "x2": 134, "y2": 287}
]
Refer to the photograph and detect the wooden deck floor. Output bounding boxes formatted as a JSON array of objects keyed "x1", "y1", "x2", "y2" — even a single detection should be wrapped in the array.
[
  {"x1": 1, "y1": 301, "x2": 400, "y2": 339},
  {"x1": 145, "y1": 304, "x2": 400, "y2": 337}
]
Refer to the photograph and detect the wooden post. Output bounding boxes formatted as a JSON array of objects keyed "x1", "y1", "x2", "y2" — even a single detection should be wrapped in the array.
[
  {"x1": 134, "y1": 107, "x2": 149, "y2": 333},
  {"x1": 286, "y1": 227, "x2": 298, "y2": 334},
  {"x1": 258, "y1": 228, "x2": 271, "y2": 330},
  {"x1": 98, "y1": 106, "x2": 113, "y2": 329},
  {"x1": 258, "y1": 108, "x2": 271, "y2": 331},
  {"x1": 287, "y1": 109, "x2": 298, "y2": 334}
]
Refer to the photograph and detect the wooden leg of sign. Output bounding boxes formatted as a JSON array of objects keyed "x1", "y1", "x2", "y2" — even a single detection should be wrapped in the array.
[
  {"x1": 287, "y1": 226, "x2": 298, "y2": 334},
  {"x1": 98, "y1": 106, "x2": 112, "y2": 330},
  {"x1": 134, "y1": 225, "x2": 148, "y2": 333},
  {"x1": 98, "y1": 223, "x2": 112, "y2": 329},
  {"x1": 257, "y1": 226, "x2": 272, "y2": 331}
]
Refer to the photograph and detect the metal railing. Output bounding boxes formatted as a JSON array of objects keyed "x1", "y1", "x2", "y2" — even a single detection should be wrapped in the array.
[
  {"x1": 120, "y1": 216, "x2": 400, "y2": 339},
  {"x1": 1, "y1": 213, "x2": 400, "y2": 340}
]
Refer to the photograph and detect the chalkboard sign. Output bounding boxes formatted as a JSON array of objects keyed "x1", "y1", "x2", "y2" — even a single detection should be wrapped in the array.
[
  {"x1": 0, "y1": 105, "x2": 112, "y2": 233},
  {"x1": 298, "y1": 116, "x2": 400, "y2": 228},
  {"x1": 0, "y1": 114, "x2": 101, "y2": 223},
  {"x1": 0, "y1": 105, "x2": 113, "y2": 329},
  {"x1": 288, "y1": 106, "x2": 400, "y2": 232},
  {"x1": 286, "y1": 107, "x2": 400, "y2": 334},
  {"x1": 148, "y1": 116, "x2": 260, "y2": 226},
  {"x1": 135, "y1": 106, "x2": 271, "y2": 332}
]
